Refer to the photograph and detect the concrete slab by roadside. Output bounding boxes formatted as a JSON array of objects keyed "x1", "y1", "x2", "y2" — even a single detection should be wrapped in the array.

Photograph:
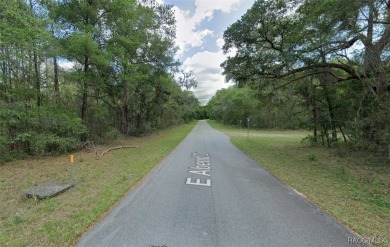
[{"x1": 26, "y1": 181, "x2": 73, "y2": 199}]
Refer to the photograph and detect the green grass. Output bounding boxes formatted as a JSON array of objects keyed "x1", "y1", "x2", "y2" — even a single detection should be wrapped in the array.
[
  {"x1": 0, "y1": 121, "x2": 197, "y2": 247},
  {"x1": 208, "y1": 120, "x2": 390, "y2": 246}
]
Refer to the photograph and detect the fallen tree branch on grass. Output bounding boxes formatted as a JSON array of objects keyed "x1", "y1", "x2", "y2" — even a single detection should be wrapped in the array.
[
  {"x1": 76, "y1": 141, "x2": 90, "y2": 152},
  {"x1": 96, "y1": 145, "x2": 139, "y2": 158}
]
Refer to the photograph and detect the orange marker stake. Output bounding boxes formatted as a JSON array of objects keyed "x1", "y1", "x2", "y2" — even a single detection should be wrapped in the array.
[{"x1": 70, "y1": 155, "x2": 75, "y2": 185}]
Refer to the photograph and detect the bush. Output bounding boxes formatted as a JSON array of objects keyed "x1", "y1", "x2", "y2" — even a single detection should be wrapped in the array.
[
  {"x1": 0, "y1": 102, "x2": 87, "y2": 160},
  {"x1": 29, "y1": 134, "x2": 80, "y2": 156},
  {"x1": 103, "y1": 128, "x2": 122, "y2": 140}
]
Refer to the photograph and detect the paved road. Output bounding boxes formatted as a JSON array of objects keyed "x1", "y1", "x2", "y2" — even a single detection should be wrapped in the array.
[{"x1": 78, "y1": 120, "x2": 364, "y2": 247}]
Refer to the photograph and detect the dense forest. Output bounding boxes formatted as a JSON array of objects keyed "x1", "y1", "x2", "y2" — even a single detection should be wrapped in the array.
[
  {"x1": 0, "y1": 0, "x2": 199, "y2": 163},
  {"x1": 2, "y1": 0, "x2": 389, "y2": 162},
  {"x1": 208, "y1": 0, "x2": 389, "y2": 156}
]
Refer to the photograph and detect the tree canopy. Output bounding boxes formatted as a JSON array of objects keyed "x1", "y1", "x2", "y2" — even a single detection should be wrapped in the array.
[
  {"x1": 218, "y1": 0, "x2": 389, "y2": 153},
  {"x1": 0, "y1": 0, "x2": 199, "y2": 162},
  {"x1": 222, "y1": 0, "x2": 390, "y2": 92}
]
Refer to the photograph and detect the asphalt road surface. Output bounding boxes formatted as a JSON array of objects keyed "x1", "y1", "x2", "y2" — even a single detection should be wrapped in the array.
[{"x1": 78, "y1": 120, "x2": 365, "y2": 247}]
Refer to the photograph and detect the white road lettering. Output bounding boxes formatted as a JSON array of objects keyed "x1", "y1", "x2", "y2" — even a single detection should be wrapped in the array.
[
  {"x1": 185, "y1": 178, "x2": 211, "y2": 187},
  {"x1": 186, "y1": 152, "x2": 212, "y2": 187},
  {"x1": 189, "y1": 170, "x2": 210, "y2": 176},
  {"x1": 190, "y1": 166, "x2": 210, "y2": 170}
]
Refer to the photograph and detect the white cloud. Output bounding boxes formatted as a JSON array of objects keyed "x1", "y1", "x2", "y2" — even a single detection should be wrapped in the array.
[
  {"x1": 194, "y1": 0, "x2": 242, "y2": 15},
  {"x1": 173, "y1": 7, "x2": 212, "y2": 55},
  {"x1": 183, "y1": 50, "x2": 234, "y2": 105},
  {"x1": 216, "y1": 37, "x2": 224, "y2": 49},
  {"x1": 173, "y1": 0, "x2": 243, "y2": 55},
  {"x1": 159, "y1": 0, "x2": 250, "y2": 104},
  {"x1": 58, "y1": 61, "x2": 75, "y2": 70}
]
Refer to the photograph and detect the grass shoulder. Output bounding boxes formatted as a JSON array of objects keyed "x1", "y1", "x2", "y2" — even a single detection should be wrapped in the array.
[
  {"x1": 208, "y1": 120, "x2": 390, "y2": 246},
  {"x1": 0, "y1": 121, "x2": 197, "y2": 247}
]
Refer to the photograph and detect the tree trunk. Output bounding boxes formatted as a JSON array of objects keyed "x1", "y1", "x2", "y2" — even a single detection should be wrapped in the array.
[
  {"x1": 310, "y1": 78, "x2": 318, "y2": 143},
  {"x1": 339, "y1": 126, "x2": 347, "y2": 143},
  {"x1": 121, "y1": 84, "x2": 130, "y2": 135},
  {"x1": 320, "y1": 123, "x2": 325, "y2": 146},
  {"x1": 322, "y1": 123, "x2": 331, "y2": 148},
  {"x1": 136, "y1": 90, "x2": 146, "y2": 133},
  {"x1": 53, "y1": 56, "x2": 60, "y2": 102},
  {"x1": 321, "y1": 79, "x2": 337, "y2": 142},
  {"x1": 1, "y1": 51, "x2": 10, "y2": 102},
  {"x1": 80, "y1": 56, "x2": 89, "y2": 142},
  {"x1": 363, "y1": 0, "x2": 389, "y2": 95},
  {"x1": 320, "y1": 53, "x2": 337, "y2": 144},
  {"x1": 33, "y1": 50, "x2": 41, "y2": 107}
]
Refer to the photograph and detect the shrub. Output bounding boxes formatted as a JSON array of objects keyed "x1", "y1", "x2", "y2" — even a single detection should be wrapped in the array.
[{"x1": 0, "y1": 102, "x2": 87, "y2": 160}]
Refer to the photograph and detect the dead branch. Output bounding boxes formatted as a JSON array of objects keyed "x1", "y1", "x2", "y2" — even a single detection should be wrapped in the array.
[
  {"x1": 96, "y1": 145, "x2": 139, "y2": 158},
  {"x1": 76, "y1": 141, "x2": 90, "y2": 151}
]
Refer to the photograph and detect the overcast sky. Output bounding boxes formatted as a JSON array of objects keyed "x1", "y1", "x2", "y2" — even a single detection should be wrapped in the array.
[{"x1": 162, "y1": 0, "x2": 255, "y2": 105}]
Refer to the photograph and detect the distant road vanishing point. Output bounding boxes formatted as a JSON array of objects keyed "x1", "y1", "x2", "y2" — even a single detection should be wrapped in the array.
[{"x1": 78, "y1": 120, "x2": 365, "y2": 247}]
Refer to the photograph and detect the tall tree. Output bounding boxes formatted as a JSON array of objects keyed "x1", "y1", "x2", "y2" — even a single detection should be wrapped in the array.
[
  {"x1": 221, "y1": 0, "x2": 390, "y2": 150},
  {"x1": 0, "y1": 0, "x2": 199, "y2": 161},
  {"x1": 105, "y1": 0, "x2": 178, "y2": 135},
  {"x1": 56, "y1": 0, "x2": 110, "y2": 140}
]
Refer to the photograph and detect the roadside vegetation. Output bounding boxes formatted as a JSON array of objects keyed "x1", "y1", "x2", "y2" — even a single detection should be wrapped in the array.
[
  {"x1": 208, "y1": 2, "x2": 390, "y2": 242},
  {"x1": 214, "y1": 0, "x2": 389, "y2": 157},
  {"x1": 0, "y1": 121, "x2": 196, "y2": 247},
  {"x1": 0, "y1": 0, "x2": 199, "y2": 164},
  {"x1": 209, "y1": 120, "x2": 390, "y2": 246}
]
